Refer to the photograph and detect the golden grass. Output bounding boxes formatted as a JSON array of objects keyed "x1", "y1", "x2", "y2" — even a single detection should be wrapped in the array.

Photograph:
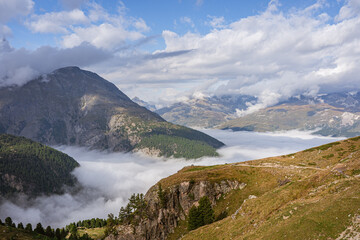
[
  {"x1": 166, "y1": 136, "x2": 360, "y2": 240},
  {"x1": 78, "y1": 227, "x2": 105, "y2": 239}
]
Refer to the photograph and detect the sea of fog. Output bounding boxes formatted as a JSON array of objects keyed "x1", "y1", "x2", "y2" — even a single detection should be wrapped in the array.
[{"x1": 0, "y1": 129, "x2": 344, "y2": 228}]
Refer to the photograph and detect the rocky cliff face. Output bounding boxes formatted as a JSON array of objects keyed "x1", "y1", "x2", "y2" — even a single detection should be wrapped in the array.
[
  {"x1": 106, "y1": 179, "x2": 245, "y2": 240},
  {"x1": 0, "y1": 67, "x2": 223, "y2": 157}
]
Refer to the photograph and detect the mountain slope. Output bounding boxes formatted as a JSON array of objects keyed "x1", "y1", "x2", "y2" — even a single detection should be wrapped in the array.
[
  {"x1": 156, "y1": 95, "x2": 256, "y2": 128},
  {"x1": 0, "y1": 134, "x2": 79, "y2": 196},
  {"x1": 220, "y1": 102, "x2": 360, "y2": 137},
  {"x1": 157, "y1": 92, "x2": 360, "y2": 137},
  {"x1": 132, "y1": 97, "x2": 156, "y2": 111},
  {"x1": 106, "y1": 136, "x2": 360, "y2": 240},
  {"x1": 0, "y1": 67, "x2": 223, "y2": 158}
]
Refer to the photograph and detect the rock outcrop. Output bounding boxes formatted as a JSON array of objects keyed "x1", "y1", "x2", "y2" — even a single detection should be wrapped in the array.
[{"x1": 107, "y1": 180, "x2": 245, "y2": 240}]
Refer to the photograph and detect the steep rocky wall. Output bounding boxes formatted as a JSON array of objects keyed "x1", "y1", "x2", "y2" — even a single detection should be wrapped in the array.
[{"x1": 106, "y1": 180, "x2": 246, "y2": 240}]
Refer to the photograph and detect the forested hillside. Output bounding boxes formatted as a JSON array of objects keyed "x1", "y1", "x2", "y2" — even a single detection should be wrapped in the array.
[{"x1": 0, "y1": 134, "x2": 79, "y2": 196}]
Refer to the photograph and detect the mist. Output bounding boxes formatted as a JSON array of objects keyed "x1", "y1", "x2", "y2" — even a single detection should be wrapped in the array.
[{"x1": 0, "y1": 129, "x2": 344, "y2": 228}]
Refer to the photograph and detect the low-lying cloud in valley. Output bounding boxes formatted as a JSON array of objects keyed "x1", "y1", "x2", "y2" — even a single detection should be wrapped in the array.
[{"x1": 0, "y1": 130, "x2": 344, "y2": 228}]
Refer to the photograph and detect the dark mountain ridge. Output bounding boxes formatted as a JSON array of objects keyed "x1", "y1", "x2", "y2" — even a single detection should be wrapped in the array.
[{"x1": 0, "y1": 67, "x2": 223, "y2": 158}]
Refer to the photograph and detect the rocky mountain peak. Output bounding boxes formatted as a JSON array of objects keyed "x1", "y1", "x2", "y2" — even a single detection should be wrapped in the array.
[{"x1": 0, "y1": 66, "x2": 223, "y2": 158}]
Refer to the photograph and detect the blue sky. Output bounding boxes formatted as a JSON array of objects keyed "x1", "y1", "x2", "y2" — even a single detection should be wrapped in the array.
[
  {"x1": 5, "y1": 0, "x2": 344, "y2": 50},
  {"x1": 1, "y1": 0, "x2": 360, "y2": 108}
]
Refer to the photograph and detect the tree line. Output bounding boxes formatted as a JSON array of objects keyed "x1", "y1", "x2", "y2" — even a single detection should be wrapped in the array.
[
  {"x1": 66, "y1": 218, "x2": 107, "y2": 229},
  {"x1": 1, "y1": 216, "x2": 68, "y2": 239}
]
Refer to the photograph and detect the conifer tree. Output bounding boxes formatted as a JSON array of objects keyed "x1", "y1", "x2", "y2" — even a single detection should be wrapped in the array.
[
  {"x1": 45, "y1": 225, "x2": 53, "y2": 237},
  {"x1": 55, "y1": 228, "x2": 61, "y2": 240},
  {"x1": 17, "y1": 222, "x2": 24, "y2": 229},
  {"x1": 5, "y1": 217, "x2": 12, "y2": 227},
  {"x1": 25, "y1": 223, "x2": 32, "y2": 232},
  {"x1": 188, "y1": 206, "x2": 201, "y2": 231},
  {"x1": 34, "y1": 222, "x2": 45, "y2": 235},
  {"x1": 198, "y1": 196, "x2": 215, "y2": 225},
  {"x1": 187, "y1": 196, "x2": 214, "y2": 230}
]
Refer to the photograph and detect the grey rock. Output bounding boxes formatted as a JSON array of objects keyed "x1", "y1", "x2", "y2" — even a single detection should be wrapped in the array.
[{"x1": 107, "y1": 179, "x2": 245, "y2": 240}]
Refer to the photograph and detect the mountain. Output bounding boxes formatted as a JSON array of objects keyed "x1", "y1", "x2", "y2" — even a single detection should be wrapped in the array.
[
  {"x1": 157, "y1": 92, "x2": 360, "y2": 137},
  {"x1": 220, "y1": 93, "x2": 360, "y2": 137},
  {"x1": 156, "y1": 94, "x2": 256, "y2": 128},
  {"x1": 0, "y1": 134, "x2": 79, "y2": 197},
  {"x1": 106, "y1": 136, "x2": 360, "y2": 240},
  {"x1": 132, "y1": 97, "x2": 157, "y2": 112},
  {"x1": 0, "y1": 67, "x2": 224, "y2": 158}
]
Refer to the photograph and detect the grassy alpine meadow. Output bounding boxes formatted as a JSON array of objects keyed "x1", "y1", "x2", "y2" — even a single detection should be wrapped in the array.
[{"x1": 161, "y1": 136, "x2": 360, "y2": 240}]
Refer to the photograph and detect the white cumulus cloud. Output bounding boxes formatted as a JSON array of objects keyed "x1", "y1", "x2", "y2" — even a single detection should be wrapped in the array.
[
  {"x1": 26, "y1": 9, "x2": 88, "y2": 34},
  {"x1": 0, "y1": 0, "x2": 34, "y2": 36},
  {"x1": 0, "y1": 0, "x2": 34, "y2": 23},
  {"x1": 100, "y1": 0, "x2": 360, "y2": 108},
  {"x1": 25, "y1": 2, "x2": 150, "y2": 50}
]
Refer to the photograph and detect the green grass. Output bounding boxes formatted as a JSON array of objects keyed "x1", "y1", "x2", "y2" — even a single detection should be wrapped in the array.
[
  {"x1": 78, "y1": 227, "x2": 105, "y2": 239},
  {"x1": 304, "y1": 142, "x2": 341, "y2": 152},
  {"x1": 184, "y1": 165, "x2": 219, "y2": 172},
  {"x1": 0, "y1": 225, "x2": 50, "y2": 240},
  {"x1": 322, "y1": 154, "x2": 334, "y2": 159},
  {"x1": 137, "y1": 134, "x2": 219, "y2": 159}
]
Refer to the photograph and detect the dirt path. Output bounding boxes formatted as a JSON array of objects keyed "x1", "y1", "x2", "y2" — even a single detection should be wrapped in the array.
[{"x1": 233, "y1": 163, "x2": 327, "y2": 171}]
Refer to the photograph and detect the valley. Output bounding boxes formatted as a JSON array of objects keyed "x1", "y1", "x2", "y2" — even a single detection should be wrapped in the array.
[
  {"x1": 1, "y1": 0, "x2": 360, "y2": 239},
  {"x1": 105, "y1": 135, "x2": 360, "y2": 240},
  {"x1": 0, "y1": 130, "x2": 346, "y2": 239}
]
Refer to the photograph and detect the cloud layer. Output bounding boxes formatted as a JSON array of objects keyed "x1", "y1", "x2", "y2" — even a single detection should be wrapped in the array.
[
  {"x1": 0, "y1": 130, "x2": 343, "y2": 228},
  {"x1": 0, "y1": 41, "x2": 111, "y2": 87}
]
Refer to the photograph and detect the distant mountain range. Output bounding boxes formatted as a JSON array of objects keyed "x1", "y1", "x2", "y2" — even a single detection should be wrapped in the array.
[
  {"x1": 132, "y1": 97, "x2": 157, "y2": 112},
  {"x1": 156, "y1": 95, "x2": 256, "y2": 128},
  {"x1": 0, "y1": 67, "x2": 223, "y2": 159},
  {"x1": 157, "y1": 92, "x2": 360, "y2": 137},
  {"x1": 220, "y1": 93, "x2": 360, "y2": 137}
]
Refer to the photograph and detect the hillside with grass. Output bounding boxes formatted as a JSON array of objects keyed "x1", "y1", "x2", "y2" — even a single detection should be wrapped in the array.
[
  {"x1": 0, "y1": 134, "x2": 79, "y2": 197},
  {"x1": 106, "y1": 136, "x2": 360, "y2": 240}
]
